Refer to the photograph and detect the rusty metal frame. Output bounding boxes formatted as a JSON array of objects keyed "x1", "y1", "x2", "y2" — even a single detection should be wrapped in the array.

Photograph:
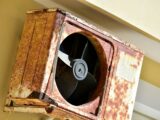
[{"x1": 5, "y1": 8, "x2": 144, "y2": 120}]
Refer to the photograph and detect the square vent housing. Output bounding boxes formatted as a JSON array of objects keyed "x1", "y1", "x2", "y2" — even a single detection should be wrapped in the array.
[{"x1": 5, "y1": 9, "x2": 143, "y2": 120}]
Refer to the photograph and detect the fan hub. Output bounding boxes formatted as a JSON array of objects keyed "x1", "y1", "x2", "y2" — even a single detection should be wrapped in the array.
[{"x1": 72, "y1": 59, "x2": 88, "y2": 81}]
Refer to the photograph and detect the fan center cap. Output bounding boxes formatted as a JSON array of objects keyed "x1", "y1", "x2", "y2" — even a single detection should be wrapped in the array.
[{"x1": 72, "y1": 59, "x2": 88, "y2": 81}]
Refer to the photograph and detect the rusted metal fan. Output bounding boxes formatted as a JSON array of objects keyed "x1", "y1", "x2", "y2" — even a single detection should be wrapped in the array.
[
  {"x1": 5, "y1": 9, "x2": 144, "y2": 120},
  {"x1": 56, "y1": 33, "x2": 98, "y2": 105}
]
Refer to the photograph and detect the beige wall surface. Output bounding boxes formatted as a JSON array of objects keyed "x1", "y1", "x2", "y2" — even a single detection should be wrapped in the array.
[
  {"x1": 0, "y1": 0, "x2": 44, "y2": 120},
  {"x1": 81, "y1": 0, "x2": 160, "y2": 42}
]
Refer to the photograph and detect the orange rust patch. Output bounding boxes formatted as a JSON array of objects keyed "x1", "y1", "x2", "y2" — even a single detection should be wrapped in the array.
[{"x1": 105, "y1": 79, "x2": 130, "y2": 120}]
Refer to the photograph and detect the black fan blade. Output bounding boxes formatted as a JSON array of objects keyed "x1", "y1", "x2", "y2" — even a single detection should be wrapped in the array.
[
  {"x1": 81, "y1": 41, "x2": 88, "y2": 59},
  {"x1": 58, "y1": 50, "x2": 72, "y2": 67},
  {"x1": 67, "y1": 72, "x2": 97, "y2": 105},
  {"x1": 86, "y1": 72, "x2": 97, "y2": 86},
  {"x1": 56, "y1": 67, "x2": 78, "y2": 99},
  {"x1": 81, "y1": 41, "x2": 98, "y2": 74}
]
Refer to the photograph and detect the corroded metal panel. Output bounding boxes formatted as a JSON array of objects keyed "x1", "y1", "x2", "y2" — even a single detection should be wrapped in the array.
[
  {"x1": 9, "y1": 13, "x2": 36, "y2": 98},
  {"x1": 104, "y1": 50, "x2": 143, "y2": 120},
  {"x1": 8, "y1": 10, "x2": 65, "y2": 99}
]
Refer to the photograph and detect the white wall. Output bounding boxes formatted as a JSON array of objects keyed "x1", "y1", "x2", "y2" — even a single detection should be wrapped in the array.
[{"x1": 132, "y1": 111, "x2": 154, "y2": 120}]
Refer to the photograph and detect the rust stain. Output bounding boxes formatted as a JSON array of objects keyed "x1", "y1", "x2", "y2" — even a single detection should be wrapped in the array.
[
  {"x1": 8, "y1": 14, "x2": 36, "y2": 97},
  {"x1": 130, "y1": 64, "x2": 137, "y2": 69},
  {"x1": 105, "y1": 79, "x2": 130, "y2": 120}
]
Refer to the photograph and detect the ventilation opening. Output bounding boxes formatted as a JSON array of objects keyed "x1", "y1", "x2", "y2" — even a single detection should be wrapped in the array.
[{"x1": 55, "y1": 33, "x2": 101, "y2": 106}]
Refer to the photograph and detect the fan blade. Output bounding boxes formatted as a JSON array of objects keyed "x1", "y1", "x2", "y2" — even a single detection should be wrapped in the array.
[
  {"x1": 58, "y1": 50, "x2": 72, "y2": 67},
  {"x1": 85, "y1": 72, "x2": 97, "y2": 87},
  {"x1": 81, "y1": 41, "x2": 88, "y2": 59},
  {"x1": 81, "y1": 42, "x2": 98, "y2": 74},
  {"x1": 56, "y1": 66, "x2": 78, "y2": 99},
  {"x1": 67, "y1": 72, "x2": 97, "y2": 105}
]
